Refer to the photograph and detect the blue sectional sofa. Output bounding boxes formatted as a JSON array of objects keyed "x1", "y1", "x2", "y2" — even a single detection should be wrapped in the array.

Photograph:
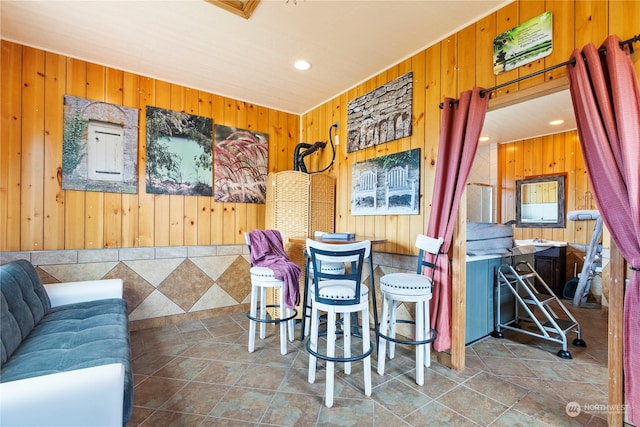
[{"x1": 0, "y1": 259, "x2": 132, "y2": 426}]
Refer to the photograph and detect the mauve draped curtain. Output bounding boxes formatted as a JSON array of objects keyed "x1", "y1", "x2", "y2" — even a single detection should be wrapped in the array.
[
  {"x1": 427, "y1": 88, "x2": 489, "y2": 351},
  {"x1": 567, "y1": 35, "x2": 640, "y2": 422}
]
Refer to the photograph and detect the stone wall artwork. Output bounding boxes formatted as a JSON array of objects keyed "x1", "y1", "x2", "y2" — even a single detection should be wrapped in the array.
[
  {"x1": 346, "y1": 72, "x2": 413, "y2": 153},
  {"x1": 62, "y1": 95, "x2": 139, "y2": 193}
]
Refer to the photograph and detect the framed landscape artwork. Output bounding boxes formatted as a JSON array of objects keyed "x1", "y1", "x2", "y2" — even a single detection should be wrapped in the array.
[{"x1": 145, "y1": 106, "x2": 213, "y2": 196}]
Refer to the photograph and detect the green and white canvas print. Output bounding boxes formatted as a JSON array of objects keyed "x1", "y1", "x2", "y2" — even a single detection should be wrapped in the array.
[
  {"x1": 145, "y1": 106, "x2": 213, "y2": 196},
  {"x1": 493, "y1": 11, "x2": 553, "y2": 75}
]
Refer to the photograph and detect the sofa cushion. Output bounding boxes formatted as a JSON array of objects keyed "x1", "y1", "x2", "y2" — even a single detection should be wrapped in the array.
[
  {"x1": 0, "y1": 298, "x2": 133, "y2": 425},
  {"x1": 1, "y1": 260, "x2": 51, "y2": 367}
]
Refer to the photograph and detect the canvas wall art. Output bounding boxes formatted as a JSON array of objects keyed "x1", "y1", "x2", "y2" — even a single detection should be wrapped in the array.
[
  {"x1": 62, "y1": 95, "x2": 139, "y2": 193},
  {"x1": 493, "y1": 11, "x2": 553, "y2": 74},
  {"x1": 214, "y1": 125, "x2": 268, "y2": 204},
  {"x1": 351, "y1": 148, "x2": 420, "y2": 216},
  {"x1": 145, "y1": 106, "x2": 213, "y2": 196},
  {"x1": 346, "y1": 72, "x2": 413, "y2": 153}
]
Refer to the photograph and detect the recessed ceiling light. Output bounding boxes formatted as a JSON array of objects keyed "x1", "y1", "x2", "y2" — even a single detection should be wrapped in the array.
[
  {"x1": 479, "y1": 136, "x2": 490, "y2": 142},
  {"x1": 294, "y1": 60, "x2": 311, "y2": 71},
  {"x1": 549, "y1": 119, "x2": 565, "y2": 126}
]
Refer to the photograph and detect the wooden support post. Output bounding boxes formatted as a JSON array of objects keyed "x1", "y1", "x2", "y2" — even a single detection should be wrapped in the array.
[
  {"x1": 450, "y1": 190, "x2": 467, "y2": 370},
  {"x1": 608, "y1": 240, "x2": 625, "y2": 426}
]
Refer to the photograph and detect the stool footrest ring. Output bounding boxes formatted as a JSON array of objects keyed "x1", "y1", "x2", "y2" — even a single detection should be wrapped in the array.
[
  {"x1": 378, "y1": 324, "x2": 437, "y2": 346},
  {"x1": 247, "y1": 305, "x2": 298, "y2": 324},
  {"x1": 305, "y1": 337, "x2": 373, "y2": 363}
]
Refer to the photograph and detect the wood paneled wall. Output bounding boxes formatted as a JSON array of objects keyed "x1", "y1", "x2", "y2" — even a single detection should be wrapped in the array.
[
  {"x1": 1, "y1": 1, "x2": 638, "y2": 254},
  {"x1": 0, "y1": 41, "x2": 299, "y2": 251},
  {"x1": 498, "y1": 130, "x2": 599, "y2": 244},
  {"x1": 301, "y1": 0, "x2": 639, "y2": 256}
]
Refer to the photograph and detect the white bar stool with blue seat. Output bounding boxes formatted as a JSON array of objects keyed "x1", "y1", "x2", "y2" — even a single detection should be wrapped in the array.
[
  {"x1": 377, "y1": 234, "x2": 443, "y2": 386},
  {"x1": 245, "y1": 231, "x2": 297, "y2": 355},
  {"x1": 306, "y1": 238, "x2": 372, "y2": 408}
]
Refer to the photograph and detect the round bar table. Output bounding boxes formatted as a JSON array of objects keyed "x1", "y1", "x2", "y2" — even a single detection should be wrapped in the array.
[{"x1": 289, "y1": 235, "x2": 387, "y2": 245}]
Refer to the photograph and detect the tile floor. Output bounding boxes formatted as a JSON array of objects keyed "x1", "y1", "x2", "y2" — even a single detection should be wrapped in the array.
[{"x1": 129, "y1": 306, "x2": 609, "y2": 426}]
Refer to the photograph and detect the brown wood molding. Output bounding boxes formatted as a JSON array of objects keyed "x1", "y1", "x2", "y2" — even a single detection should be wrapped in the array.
[
  {"x1": 487, "y1": 76, "x2": 569, "y2": 112},
  {"x1": 205, "y1": 0, "x2": 261, "y2": 19}
]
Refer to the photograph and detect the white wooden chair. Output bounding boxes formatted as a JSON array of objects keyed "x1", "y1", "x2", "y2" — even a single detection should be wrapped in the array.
[
  {"x1": 352, "y1": 170, "x2": 378, "y2": 209},
  {"x1": 385, "y1": 165, "x2": 416, "y2": 209}
]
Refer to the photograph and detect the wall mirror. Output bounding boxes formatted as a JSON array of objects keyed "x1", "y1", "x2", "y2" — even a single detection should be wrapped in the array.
[{"x1": 515, "y1": 174, "x2": 566, "y2": 228}]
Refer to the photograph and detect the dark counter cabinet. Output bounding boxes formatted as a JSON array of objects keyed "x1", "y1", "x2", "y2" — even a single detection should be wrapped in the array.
[{"x1": 534, "y1": 246, "x2": 567, "y2": 296}]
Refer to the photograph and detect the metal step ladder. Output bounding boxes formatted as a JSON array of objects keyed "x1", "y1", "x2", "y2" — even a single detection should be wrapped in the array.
[{"x1": 491, "y1": 260, "x2": 586, "y2": 359}]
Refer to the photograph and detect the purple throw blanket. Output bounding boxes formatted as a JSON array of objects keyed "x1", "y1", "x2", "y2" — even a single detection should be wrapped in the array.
[{"x1": 249, "y1": 229, "x2": 301, "y2": 309}]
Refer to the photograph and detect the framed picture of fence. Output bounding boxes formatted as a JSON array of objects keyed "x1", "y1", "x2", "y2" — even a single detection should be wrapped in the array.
[{"x1": 351, "y1": 148, "x2": 420, "y2": 216}]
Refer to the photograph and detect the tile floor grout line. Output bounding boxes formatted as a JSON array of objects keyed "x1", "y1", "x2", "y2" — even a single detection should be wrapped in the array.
[{"x1": 130, "y1": 306, "x2": 608, "y2": 426}]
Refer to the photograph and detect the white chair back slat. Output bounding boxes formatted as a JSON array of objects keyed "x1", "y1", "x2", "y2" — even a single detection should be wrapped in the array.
[
  {"x1": 415, "y1": 235, "x2": 444, "y2": 255},
  {"x1": 361, "y1": 171, "x2": 377, "y2": 190}
]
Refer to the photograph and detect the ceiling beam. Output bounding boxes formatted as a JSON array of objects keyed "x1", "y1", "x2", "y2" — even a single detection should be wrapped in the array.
[{"x1": 205, "y1": 0, "x2": 261, "y2": 19}]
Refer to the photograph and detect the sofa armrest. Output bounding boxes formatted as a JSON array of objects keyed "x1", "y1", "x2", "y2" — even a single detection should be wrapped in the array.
[
  {"x1": 44, "y1": 278, "x2": 123, "y2": 307},
  {"x1": 0, "y1": 363, "x2": 125, "y2": 427}
]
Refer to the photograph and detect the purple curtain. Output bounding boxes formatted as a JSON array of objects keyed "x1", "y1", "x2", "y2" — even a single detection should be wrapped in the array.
[
  {"x1": 427, "y1": 88, "x2": 489, "y2": 351},
  {"x1": 567, "y1": 35, "x2": 640, "y2": 422}
]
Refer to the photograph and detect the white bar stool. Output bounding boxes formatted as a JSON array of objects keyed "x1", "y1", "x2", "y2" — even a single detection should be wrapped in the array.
[
  {"x1": 245, "y1": 231, "x2": 297, "y2": 355},
  {"x1": 377, "y1": 234, "x2": 443, "y2": 386},
  {"x1": 305, "y1": 239, "x2": 372, "y2": 408}
]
